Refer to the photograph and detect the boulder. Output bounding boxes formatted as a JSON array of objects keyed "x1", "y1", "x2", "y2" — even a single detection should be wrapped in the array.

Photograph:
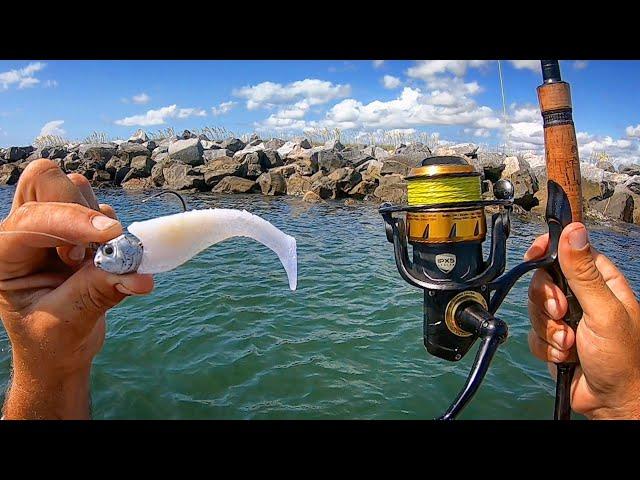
[
  {"x1": 257, "y1": 171, "x2": 287, "y2": 196},
  {"x1": 180, "y1": 129, "x2": 197, "y2": 140},
  {"x1": 150, "y1": 157, "x2": 174, "y2": 187},
  {"x1": 262, "y1": 150, "x2": 282, "y2": 169},
  {"x1": 5, "y1": 146, "x2": 34, "y2": 162},
  {"x1": 360, "y1": 159, "x2": 383, "y2": 180},
  {"x1": 122, "y1": 178, "x2": 154, "y2": 190},
  {"x1": 619, "y1": 163, "x2": 640, "y2": 176},
  {"x1": 168, "y1": 138, "x2": 204, "y2": 165},
  {"x1": 270, "y1": 164, "x2": 300, "y2": 178},
  {"x1": 589, "y1": 187, "x2": 635, "y2": 223},
  {"x1": 211, "y1": 176, "x2": 258, "y2": 194},
  {"x1": 310, "y1": 176, "x2": 338, "y2": 199},
  {"x1": 348, "y1": 180, "x2": 378, "y2": 199},
  {"x1": 476, "y1": 151, "x2": 506, "y2": 181},
  {"x1": 105, "y1": 156, "x2": 131, "y2": 185},
  {"x1": 286, "y1": 173, "x2": 313, "y2": 196},
  {"x1": 327, "y1": 167, "x2": 362, "y2": 194},
  {"x1": 624, "y1": 176, "x2": 640, "y2": 195},
  {"x1": 233, "y1": 143, "x2": 266, "y2": 158},
  {"x1": 339, "y1": 148, "x2": 373, "y2": 168},
  {"x1": 247, "y1": 137, "x2": 262, "y2": 147},
  {"x1": 597, "y1": 160, "x2": 615, "y2": 173},
  {"x1": 264, "y1": 138, "x2": 285, "y2": 151},
  {"x1": 128, "y1": 129, "x2": 148, "y2": 144},
  {"x1": 317, "y1": 149, "x2": 348, "y2": 173},
  {"x1": 374, "y1": 174, "x2": 407, "y2": 204},
  {"x1": 277, "y1": 139, "x2": 311, "y2": 158},
  {"x1": 204, "y1": 148, "x2": 234, "y2": 162},
  {"x1": 324, "y1": 139, "x2": 345, "y2": 151},
  {"x1": 507, "y1": 168, "x2": 539, "y2": 210},
  {"x1": 380, "y1": 154, "x2": 421, "y2": 176},
  {"x1": 397, "y1": 142, "x2": 432, "y2": 156},
  {"x1": 162, "y1": 162, "x2": 206, "y2": 190},
  {"x1": 92, "y1": 170, "x2": 112, "y2": 183},
  {"x1": 501, "y1": 156, "x2": 531, "y2": 178},
  {"x1": 0, "y1": 164, "x2": 21, "y2": 185},
  {"x1": 242, "y1": 151, "x2": 269, "y2": 179},
  {"x1": 121, "y1": 155, "x2": 155, "y2": 182},
  {"x1": 63, "y1": 156, "x2": 82, "y2": 172},
  {"x1": 151, "y1": 146, "x2": 169, "y2": 160},
  {"x1": 303, "y1": 191, "x2": 323, "y2": 203},
  {"x1": 220, "y1": 137, "x2": 246, "y2": 153},
  {"x1": 79, "y1": 143, "x2": 117, "y2": 168},
  {"x1": 202, "y1": 156, "x2": 247, "y2": 186},
  {"x1": 362, "y1": 145, "x2": 391, "y2": 160}
]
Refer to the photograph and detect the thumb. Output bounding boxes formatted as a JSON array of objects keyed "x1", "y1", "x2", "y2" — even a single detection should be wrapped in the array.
[
  {"x1": 37, "y1": 262, "x2": 154, "y2": 335},
  {"x1": 558, "y1": 222, "x2": 625, "y2": 335}
]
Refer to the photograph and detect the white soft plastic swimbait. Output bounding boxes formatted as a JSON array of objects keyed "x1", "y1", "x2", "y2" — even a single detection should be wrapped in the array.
[{"x1": 93, "y1": 208, "x2": 297, "y2": 291}]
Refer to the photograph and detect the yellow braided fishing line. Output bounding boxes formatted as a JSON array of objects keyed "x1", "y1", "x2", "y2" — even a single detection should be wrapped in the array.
[{"x1": 407, "y1": 176, "x2": 481, "y2": 206}]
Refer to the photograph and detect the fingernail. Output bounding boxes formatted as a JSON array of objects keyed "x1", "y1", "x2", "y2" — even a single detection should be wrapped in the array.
[
  {"x1": 552, "y1": 329, "x2": 567, "y2": 349},
  {"x1": 568, "y1": 225, "x2": 588, "y2": 250},
  {"x1": 92, "y1": 215, "x2": 118, "y2": 231},
  {"x1": 115, "y1": 284, "x2": 136, "y2": 296},
  {"x1": 544, "y1": 298, "x2": 559, "y2": 318},
  {"x1": 69, "y1": 245, "x2": 86, "y2": 261}
]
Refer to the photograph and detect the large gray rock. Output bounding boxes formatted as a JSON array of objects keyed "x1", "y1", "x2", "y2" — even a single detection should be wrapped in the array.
[
  {"x1": 264, "y1": 138, "x2": 285, "y2": 150},
  {"x1": 121, "y1": 155, "x2": 155, "y2": 182},
  {"x1": 220, "y1": 137, "x2": 246, "y2": 153},
  {"x1": 79, "y1": 143, "x2": 117, "y2": 168},
  {"x1": 150, "y1": 157, "x2": 175, "y2": 187},
  {"x1": 327, "y1": 167, "x2": 362, "y2": 194},
  {"x1": 589, "y1": 187, "x2": 635, "y2": 223},
  {"x1": 501, "y1": 156, "x2": 531, "y2": 179},
  {"x1": 168, "y1": 138, "x2": 204, "y2": 166},
  {"x1": 128, "y1": 129, "x2": 149, "y2": 144},
  {"x1": 348, "y1": 180, "x2": 378, "y2": 199},
  {"x1": 324, "y1": 139, "x2": 345, "y2": 151},
  {"x1": 380, "y1": 154, "x2": 422, "y2": 176},
  {"x1": 362, "y1": 145, "x2": 391, "y2": 160},
  {"x1": 262, "y1": 150, "x2": 282, "y2": 169},
  {"x1": 619, "y1": 163, "x2": 640, "y2": 176},
  {"x1": 339, "y1": 148, "x2": 373, "y2": 168},
  {"x1": 476, "y1": 151, "x2": 507, "y2": 181},
  {"x1": 202, "y1": 156, "x2": 247, "y2": 186},
  {"x1": 180, "y1": 129, "x2": 197, "y2": 140},
  {"x1": 118, "y1": 143, "x2": 151, "y2": 162},
  {"x1": 317, "y1": 149, "x2": 348, "y2": 172},
  {"x1": 5, "y1": 146, "x2": 34, "y2": 162},
  {"x1": 257, "y1": 171, "x2": 287, "y2": 196},
  {"x1": 92, "y1": 170, "x2": 112, "y2": 183},
  {"x1": 396, "y1": 142, "x2": 432, "y2": 156},
  {"x1": 151, "y1": 146, "x2": 169, "y2": 160},
  {"x1": 63, "y1": 156, "x2": 82, "y2": 172},
  {"x1": 122, "y1": 178, "x2": 154, "y2": 190},
  {"x1": 0, "y1": 164, "x2": 20, "y2": 185},
  {"x1": 286, "y1": 173, "x2": 313, "y2": 196},
  {"x1": 105, "y1": 156, "x2": 131, "y2": 185},
  {"x1": 374, "y1": 174, "x2": 407, "y2": 204},
  {"x1": 163, "y1": 162, "x2": 206, "y2": 190},
  {"x1": 212, "y1": 176, "x2": 258, "y2": 194},
  {"x1": 204, "y1": 149, "x2": 234, "y2": 162},
  {"x1": 508, "y1": 168, "x2": 539, "y2": 210},
  {"x1": 277, "y1": 140, "x2": 311, "y2": 158},
  {"x1": 242, "y1": 151, "x2": 269, "y2": 179},
  {"x1": 624, "y1": 176, "x2": 640, "y2": 195}
]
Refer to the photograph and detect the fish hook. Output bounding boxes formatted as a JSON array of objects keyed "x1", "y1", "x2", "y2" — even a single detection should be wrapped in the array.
[{"x1": 142, "y1": 190, "x2": 188, "y2": 212}]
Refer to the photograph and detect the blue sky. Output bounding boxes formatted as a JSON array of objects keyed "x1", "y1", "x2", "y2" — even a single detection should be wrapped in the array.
[{"x1": 1, "y1": 60, "x2": 639, "y2": 164}]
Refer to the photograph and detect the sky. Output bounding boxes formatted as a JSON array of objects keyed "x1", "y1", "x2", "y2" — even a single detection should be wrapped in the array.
[{"x1": 1, "y1": 60, "x2": 639, "y2": 165}]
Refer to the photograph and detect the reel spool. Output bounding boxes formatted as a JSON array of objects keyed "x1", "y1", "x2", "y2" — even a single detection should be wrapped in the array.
[{"x1": 380, "y1": 155, "x2": 573, "y2": 419}]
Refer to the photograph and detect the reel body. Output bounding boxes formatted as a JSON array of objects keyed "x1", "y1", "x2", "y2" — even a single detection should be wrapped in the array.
[{"x1": 380, "y1": 155, "x2": 572, "y2": 419}]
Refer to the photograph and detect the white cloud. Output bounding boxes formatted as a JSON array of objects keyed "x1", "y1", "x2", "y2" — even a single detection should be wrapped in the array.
[
  {"x1": 578, "y1": 133, "x2": 639, "y2": 165},
  {"x1": 511, "y1": 105, "x2": 540, "y2": 122},
  {"x1": 115, "y1": 105, "x2": 178, "y2": 126},
  {"x1": 406, "y1": 60, "x2": 489, "y2": 80},
  {"x1": 373, "y1": 60, "x2": 385, "y2": 68},
  {"x1": 211, "y1": 101, "x2": 236, "y2": 115},
  {"x1": 233, "y1": 78, "x2": 351, "y2": 110},
  {"x1": 39, "y1": 120, "x2": 66, "y2": 137},
  {"x1": 115, "y1": 104, "x2": 208, "y2": 126},
  {"x1": 177, "y1": 107, "x2": 206, "y2": 118},
  {"x1": 508, "y1": 60, "x2": 540, "y2": 73},
  {"x1": 573, "y1": 60, "x2": 589, "y2": 70},
  {"x1": 382, "y1": 75, "x2": 401, "y2": 89},
  {"x1": 44, "y1": 79, "x2": 58, "y2": 88},
  {"x1": 1, "y1": 62, "x2": 47, "y2": 90},
  {"x1": 626, "y1": 124, "x2": 640, "y2": 138},
  {"x1": 132, "y1": 92, "x2": 151, "y2": 104},
  {"x1": 465, "y1": 127, "x2": 491, "y2": 138}
]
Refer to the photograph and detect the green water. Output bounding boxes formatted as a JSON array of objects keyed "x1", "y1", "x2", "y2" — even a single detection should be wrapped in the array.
[{"x1": 1, "y1": 186, "x2": 639, "y2": 419}]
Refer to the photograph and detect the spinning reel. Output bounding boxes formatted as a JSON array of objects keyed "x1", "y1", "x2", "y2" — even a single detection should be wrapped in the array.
[{"x1": 380, "y1": 155, "x2": 572, "y2": 420}]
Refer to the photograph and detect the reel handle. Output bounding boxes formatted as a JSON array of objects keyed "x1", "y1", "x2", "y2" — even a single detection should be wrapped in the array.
[{"x1": 437, "y1": 302, "x2": 508, "y2": 420}]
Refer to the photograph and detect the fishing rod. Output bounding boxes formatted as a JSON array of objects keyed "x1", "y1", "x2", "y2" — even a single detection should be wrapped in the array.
[
  {"x1": 379, "y1": 60, "x2": 580, "y2": 420},
  {"x1": 537, "y1": 59, "x2": 584, "y2": 420}
]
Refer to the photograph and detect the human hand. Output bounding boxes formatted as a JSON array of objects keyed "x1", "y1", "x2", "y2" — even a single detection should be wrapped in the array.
[
  {"x1": 525, "y1": 222, "x2": 640, "y2": 419},
  {"x1": 0, "y1": 159, "x2": 154, "y2": 419}
]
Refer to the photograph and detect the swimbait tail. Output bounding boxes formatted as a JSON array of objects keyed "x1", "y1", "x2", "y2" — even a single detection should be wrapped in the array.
[{"x1": 94, "y1": 208, "x2": 298, "y2": 291}]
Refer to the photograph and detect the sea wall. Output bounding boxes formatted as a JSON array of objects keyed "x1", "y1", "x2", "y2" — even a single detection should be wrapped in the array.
[{"x1": 2, "y1": 129, "x2": 640, "y2": 226}]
